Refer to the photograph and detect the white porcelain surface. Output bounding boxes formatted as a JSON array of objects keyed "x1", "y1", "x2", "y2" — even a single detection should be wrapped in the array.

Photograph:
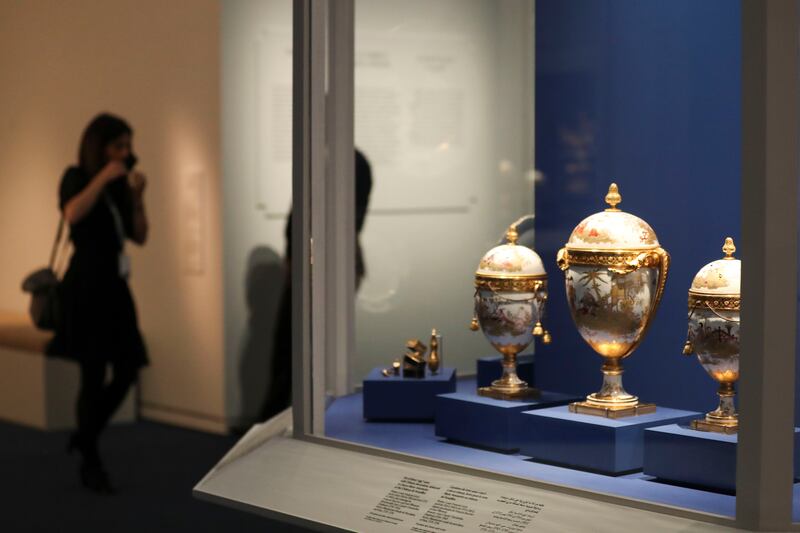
[
  {"x1": 566, "y1": 210, "x2": 659, "y2": 251},
  {"x1": 477, "y1": 242, "x2": 546, "y2": 278},
  {"x1": 690, "y1": 258, "x2": 741, "y2": 296}
]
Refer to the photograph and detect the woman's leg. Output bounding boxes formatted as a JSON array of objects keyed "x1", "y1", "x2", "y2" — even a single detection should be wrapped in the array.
[
  {"x1": 97, "y1": 358, "x2": 138, "y2": 431},
  {"x1": 76, "y1": 360, "x2": 106, "y2": 462}
]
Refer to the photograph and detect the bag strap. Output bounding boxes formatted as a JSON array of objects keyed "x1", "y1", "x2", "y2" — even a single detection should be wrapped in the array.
[
  {"x1": 104, "y1": 192, "x2": 126, "y2": 246},
  {"x1": 48, "y1": 218, "x2": 65, "y2": 269}
]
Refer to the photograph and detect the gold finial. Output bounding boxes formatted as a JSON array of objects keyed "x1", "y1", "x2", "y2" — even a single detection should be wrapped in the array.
[
  {"x1": 532, "y1": 322, "x2": 544, "y2": 336},
  {"x1": 605, "y1": 183, "x2": 621, "y2": 211},
  {"x1": 722, "y1": 237, "x2": 736, "y2": 259},
  {"x1": 505, "y1": 225, "x2": 519, "y2": 245}
]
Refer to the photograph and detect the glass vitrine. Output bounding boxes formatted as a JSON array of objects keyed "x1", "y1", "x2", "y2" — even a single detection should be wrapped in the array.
[{"x1": 289, "y1": 0, "x2": 800, "y2": 530}]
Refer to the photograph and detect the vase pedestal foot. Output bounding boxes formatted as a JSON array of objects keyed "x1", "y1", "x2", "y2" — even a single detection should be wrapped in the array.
[
  {"x1": 690, "y1": 418, "x2": 738, "y2": 434},
  {"x1": 478, "y1": 386, "x2": 540, "y2": 401},
  {"x1": 568, "y1": 401, "x2": 656, "y2": 419}
]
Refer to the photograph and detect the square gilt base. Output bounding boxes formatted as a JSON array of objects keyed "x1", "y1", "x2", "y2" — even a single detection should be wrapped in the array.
[
  {"x1": 478, "y1": 386, "x2": 541, "y2": 401},
  {"x1": 568, "y1": 401, "x2": 656, "y2": 419},
  {"x1": 690, "y1": 418, "x2": 738, "y2": 434}
]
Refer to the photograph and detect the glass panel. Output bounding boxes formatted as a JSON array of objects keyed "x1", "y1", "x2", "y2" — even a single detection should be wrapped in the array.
[
  {"x1": 351, "y1": 0, "x2": 534, "y2": 383},
  {"x1": 221, "y1": 0, "x2": 295, "y2": 425},
  {"x1": 323, "y1": 0, "x2": 743, "y2": 521}
]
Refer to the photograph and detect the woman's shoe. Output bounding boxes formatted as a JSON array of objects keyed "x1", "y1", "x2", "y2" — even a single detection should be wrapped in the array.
[{"x1": 79, "y1": 460, "x2": 115, "y2": 494}]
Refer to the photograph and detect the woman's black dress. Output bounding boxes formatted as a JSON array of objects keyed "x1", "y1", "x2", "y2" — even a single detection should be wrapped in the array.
[{"x1": 46, "y1": 166, "x2": 148, "y2": 368}]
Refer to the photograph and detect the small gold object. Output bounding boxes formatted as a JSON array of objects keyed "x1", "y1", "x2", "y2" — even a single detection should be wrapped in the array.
[
  {"x1": 684, "y1": 237, "x2": 740, "y2": 433},
  {"x1": 558, "y1": 183, "x2": 668, "y2": 417},
  {"x1": 392, "y1": 359, "x2": 401, "y2": 376},
  {"x1": 427, "y1": 329, "x2": 441, "y2": 374},
  {"x1": 381, "y1": 368, "x2": 392, "y2": 377},
  {"x1": 403, "y1": 350, "x2": 427, "y2": 379},
  {"x1": 472, "y1": 219, "x2": 550, "y2": 400},
  {"x1": 682, "y1": 340, "x2": 694, "y2": 356},
  {"x1": 406, "y1": 339, "x2": 427, "y2": 355},
  {"x1": 542, "y1": 330, "x2": 552, "y2": 345}
]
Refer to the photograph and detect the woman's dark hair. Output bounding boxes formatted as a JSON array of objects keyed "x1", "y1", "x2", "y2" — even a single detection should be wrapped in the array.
[{"x1": 78, "y1": 113, "x2": 132, "y2": 177}]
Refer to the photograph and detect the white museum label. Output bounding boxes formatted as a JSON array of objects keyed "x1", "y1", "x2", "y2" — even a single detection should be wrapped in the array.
[{"x1": 364, "y1": 475, "x2": 544, "y2": 532}]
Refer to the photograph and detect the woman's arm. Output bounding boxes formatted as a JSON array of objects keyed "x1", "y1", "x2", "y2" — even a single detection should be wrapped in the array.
[
  {"x1": 62, "y1": 161, "x2": 126, "y2": 225},
  {"x1": 129, "y1": 171, "x2": 148, "y2": 245}
]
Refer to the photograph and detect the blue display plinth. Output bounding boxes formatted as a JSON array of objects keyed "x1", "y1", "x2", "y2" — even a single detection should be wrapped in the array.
[
  {"x1": 643, "y1": 424, "x2": 800, "y2": 491},
  {"x1": 476, "y1": 355, "x2": 535, "y2": 389},
  {"x1": 362, "y1": 367, "x2": 456, "y2": 421},
  {"x1": 435, "y1": 390, "x2": 579, "y2": 452},
  {"x1": 519, "y1": 405, "x2": 699, "y2": 475}
]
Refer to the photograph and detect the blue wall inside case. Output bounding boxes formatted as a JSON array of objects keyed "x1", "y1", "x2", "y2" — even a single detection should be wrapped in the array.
[{"x1": 533, "y1": 1, "x2": 742, "y2": 414}]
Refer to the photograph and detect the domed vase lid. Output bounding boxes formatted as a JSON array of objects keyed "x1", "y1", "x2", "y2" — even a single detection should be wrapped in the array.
[
  {"x1": 476, "y1": 224, "x2": 546, "y2": 279},
  {"x1": 689, "y1": 237, "x2": 741, "y2": 297},
  {"x1": 564, "y1": 183, "x2": 660, "y2": 251}
]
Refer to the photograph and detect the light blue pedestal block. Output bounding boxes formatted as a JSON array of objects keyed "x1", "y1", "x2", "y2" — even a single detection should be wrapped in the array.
[
  {"x1": 519, "y1": 405, "x2": 699, "y2": 474},
  {"x1": 435, "y1": 391, "x2": 579, "y2": 452},
  {"x1": 643, "y1": 424, "x2": 800, "y2": 492},
  {"x1": 362, "y1": 367, "x2": 456, "y2": 421},
  {"x1": 476, "y1": 355, "x2": 535, "y2": 389}
]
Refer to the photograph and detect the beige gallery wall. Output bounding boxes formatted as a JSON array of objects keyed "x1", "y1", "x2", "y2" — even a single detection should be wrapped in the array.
[{"x1": 0, "y1": 0, "x2": 227, "y2": 432}]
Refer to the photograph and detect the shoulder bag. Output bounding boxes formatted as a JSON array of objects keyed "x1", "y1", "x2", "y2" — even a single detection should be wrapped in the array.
[{"x1": 21, "y1": 219, "x2": 68, "y2": 330}]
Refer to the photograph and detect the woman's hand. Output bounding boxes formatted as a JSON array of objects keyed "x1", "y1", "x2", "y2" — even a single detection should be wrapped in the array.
[
  {"x1": 98, "y1": 160, "x2": 128, "y2": 185},
  {"x1": 64, "y1": 161, "x2": 126, "y2": 225},
  {"x1": 128, "y1": 171, "x2": 147, "y2": 197}
]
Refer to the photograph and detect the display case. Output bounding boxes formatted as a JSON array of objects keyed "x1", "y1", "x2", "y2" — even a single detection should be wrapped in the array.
[{"x1": 196, "y1": 1, "x2": 800, "y2": 530}]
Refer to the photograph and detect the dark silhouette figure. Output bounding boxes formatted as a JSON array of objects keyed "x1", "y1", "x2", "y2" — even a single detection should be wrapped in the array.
[
  {"x1": 260, "y1": 150, "x2": 373, "y2": 421},
  {"x1": 238, "y1": 246, "x2": 283, "y2": 425},
  {"x1": 47, "y1": 113, "x2": 149, "y2": 493}
]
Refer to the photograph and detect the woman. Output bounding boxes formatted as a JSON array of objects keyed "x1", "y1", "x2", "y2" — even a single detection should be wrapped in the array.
[{"x1": 47, "y1": 113, "x2": 149, "y2": 493}]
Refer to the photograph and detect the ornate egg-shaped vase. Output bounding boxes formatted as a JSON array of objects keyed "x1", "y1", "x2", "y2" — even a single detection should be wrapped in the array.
[
  {"x1": 557, "y1": 184, "x2": 670, "y2": 415},
  {"x1": 684, "y1": 237, "x2": 740, "y2": 432},
  {"x1": 471, "y1": 224, "x2": 549, "y2": 399}
]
